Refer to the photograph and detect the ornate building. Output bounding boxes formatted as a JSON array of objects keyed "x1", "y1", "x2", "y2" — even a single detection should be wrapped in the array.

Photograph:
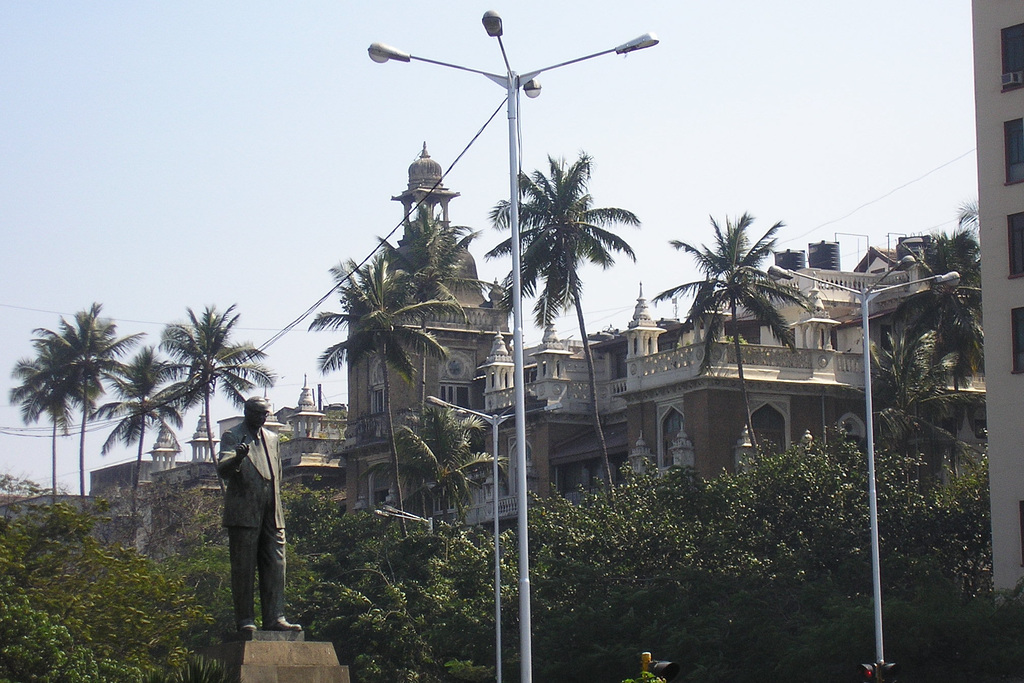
[{"x1": 340, "y1": 145, "x2": 508, "y2": 511}]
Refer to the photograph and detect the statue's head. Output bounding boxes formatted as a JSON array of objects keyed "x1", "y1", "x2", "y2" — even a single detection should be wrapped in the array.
[{"x1": 243, "y1": 396, "x2": 272, "y2": 430}]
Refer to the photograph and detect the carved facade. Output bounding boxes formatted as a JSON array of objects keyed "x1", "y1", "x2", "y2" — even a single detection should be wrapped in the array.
[{"x1": 339, "y1": 150, "x2": 986, "y2": 526}]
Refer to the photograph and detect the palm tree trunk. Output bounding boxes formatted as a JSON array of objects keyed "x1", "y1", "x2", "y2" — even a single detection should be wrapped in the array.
[
  {"x1": 78, "y1": 402, "x2": 88, "y2": 497},
  {"x1": 50, "y1": 420, "x2": 58, "y2": 503},
  {"x1": 420, "y1": 319, "x2": 428, "y2": 406},
  {"x1": 732, "y1": 301, "x2": 758, "y2": 452},
  {"x1": 575, "y1": 297, "x2": 613, "y2": 485},
  {"x1": 134, "y1": 424, "x2": 146, "y2": 491},
  {"x1": 382, "y1": 347, "x2": 407, "y2": 535},
  {"x1": 133, "y1": 423, "x2": 146, "y2": 515},
  {"x1": 205, "y1": 390, "x2": 225, "y2": 493}
]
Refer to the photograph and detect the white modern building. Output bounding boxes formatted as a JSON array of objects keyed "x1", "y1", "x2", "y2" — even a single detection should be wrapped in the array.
[{"x1": 972, "y1": 1, "x2": 1024, "y2": 590}]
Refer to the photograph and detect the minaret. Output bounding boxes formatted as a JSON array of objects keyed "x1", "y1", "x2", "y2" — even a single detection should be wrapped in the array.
[
  {"x1": 148, "y1": 424, "x2": 181, "y2": 472},
  {"x1": 481, "y1": 332, "x2": 515, "y2": 412},
  {"x1": 623, "y1": 284, "x2": 665, "y2": 359},
  {"x1": 290, "y1": 376, "x2": 326, "y2": 438},
  {"x1": 530, "y1": 323, "x2": 572, "y2": 406},
  {"x1": 188, "y1": 414, "x2": 218, "y2": 462},
  {"x1": 391, "y1": 143, "x2": 461, "y2": 225}
]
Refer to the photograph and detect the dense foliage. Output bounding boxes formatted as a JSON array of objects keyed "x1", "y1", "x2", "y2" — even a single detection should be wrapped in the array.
[
  {"x1": 527, "y1": 437, "x2": 1009, "y2": 683},
  {"x1": 0, "y1": 433, "x2": 1016, "y2": 683},
  {"x1": 0, "y1": 502, "x2": 205, "y2": 682},
  {"x1": 277, "y1": 436, "x2": 1018, "y2": 682},
  {"x1": 285, "y1": 486, "x2": 497, "y2": 682}
]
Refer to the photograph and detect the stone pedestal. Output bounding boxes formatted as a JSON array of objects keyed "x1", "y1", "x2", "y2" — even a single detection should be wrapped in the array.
[{"x1": 199, "y1": 631, "x2": 350, "y2": 683}]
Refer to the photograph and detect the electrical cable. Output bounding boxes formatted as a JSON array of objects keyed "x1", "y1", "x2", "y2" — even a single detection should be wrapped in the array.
[
  {"x1": 256, "y1": 96, "x2": 509, "y2": 353},
  {"x1": 780, "y1": 148, "x2": 976, "y2": 246}
]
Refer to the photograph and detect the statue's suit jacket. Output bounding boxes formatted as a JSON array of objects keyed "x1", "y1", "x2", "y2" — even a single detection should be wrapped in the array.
[{"x1": 217, "y1": 423, "x2": 285, "y2": 529}]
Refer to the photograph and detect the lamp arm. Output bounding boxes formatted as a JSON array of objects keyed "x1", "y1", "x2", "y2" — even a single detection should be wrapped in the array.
[
  {"x1": 870, "y1": 271, "x2": 957, "y2": 297},
  {"x1": 519, "y1": 47, "x2": 619, "y2": 82},
  {"x1": 407, "y1": 54, "x2": 506, "y2": 81}
]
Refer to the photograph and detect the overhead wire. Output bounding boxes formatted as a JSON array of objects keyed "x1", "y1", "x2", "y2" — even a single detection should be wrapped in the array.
[
  {"x1": 780, "y1": 148, "x2": 977, "y2": 246},
  {"x1": 255, "y1": 96, "x2": 509, "y2": 353},
  {"x1": 0, "y1": 109, "x2": 513, "y2": 438}
]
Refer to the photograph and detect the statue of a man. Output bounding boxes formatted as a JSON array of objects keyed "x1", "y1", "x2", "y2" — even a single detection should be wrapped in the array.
[{"x1": 216, "y1": 396, "x2": 301, "y2": 633}]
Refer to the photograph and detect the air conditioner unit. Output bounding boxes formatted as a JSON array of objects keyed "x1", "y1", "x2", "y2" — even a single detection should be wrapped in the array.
[{"x1": 1003, "y1": 71, "x2": 1024, "y2": 86}]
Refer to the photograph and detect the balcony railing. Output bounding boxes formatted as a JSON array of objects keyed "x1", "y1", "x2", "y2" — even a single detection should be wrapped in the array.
[
  {"x1": 626, "y1": 342, "x2": 864, "y2": 391},
  {"x1": 464, "y1": 495, "x2": 519, "y2": 526}
]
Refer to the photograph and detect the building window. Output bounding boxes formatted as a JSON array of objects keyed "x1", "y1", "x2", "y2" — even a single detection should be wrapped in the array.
[
  {"x1": 752, "y1": 404, "x2": 786, "y2": 453},
  {"x1": 439, "y1": 383, "x2": 471, "y2": 408},
  {"x1": 1006, "y1": 119, "x2": 1024, "y2": 183},
  {"x1": 1011, "y1": 214, "x2": 1024, "y2": 276},
  {"x1": 370, "y1": 388, "x2": 385, "y2": 414},
  {"x1": 1004, "y1": 24, "x2": 1024, "y2": 87},
  {"x1": 660, "y1": 409, "x2": 684, "y2": 468},
  {"x1": 879, "y1": 323, "x2": 894, "y2": 352},
  {"x1": 612, "y1": 349, "x2": 627, "y2": 379},
  {"x1": 554, "y1": 458, "x2": 602, "y2": 500},
  {"x1": 839, "y1": 413, "x2": 866, "y2": 443},
  {"x1": 1014, "y1": 308, "x2": 1024, "y2": 373}
]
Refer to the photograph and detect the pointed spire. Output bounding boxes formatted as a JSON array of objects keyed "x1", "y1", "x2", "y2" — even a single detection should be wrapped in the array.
[
  {"x1": 629, "y1": 282, "x2": 657, "y2": 329},
  {"x1": 486, "y1": 332, "x2": 512, "y2": 363},
  {"x1": 153, "y1": 424, "x2": 179, "y2": 451},
  {"x1": 542, "y1": 322, "x2": 560, "y2": 345}
]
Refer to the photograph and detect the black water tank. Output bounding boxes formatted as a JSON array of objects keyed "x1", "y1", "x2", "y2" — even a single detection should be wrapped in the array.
[
  {"x1": 896, "y1": 235, "x2": 931, "y2": 259},
  {"x1": 808, "y1": 241, "x2": 841, "y2": 271},
  {"x1": 774, "y1": 249, "x2": 807, "y2": 271}
]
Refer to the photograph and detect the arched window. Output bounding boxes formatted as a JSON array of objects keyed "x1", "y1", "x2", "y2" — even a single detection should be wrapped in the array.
[
  {"x1": 839, "y1": 412, "x2": 866, "y2": 444},
  {"x1": 752, "y1": 404, "x2": 786, "y2": 453},
  {"x1": 661, "y1": 409, "x2": 684, "y2": 468},
  {"x1": 369, "y1": 360, "x2": 385, "y2": 414}
]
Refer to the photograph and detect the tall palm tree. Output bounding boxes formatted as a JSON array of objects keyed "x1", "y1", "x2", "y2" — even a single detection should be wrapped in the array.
[
  {"x1": 9, "y1": 336, "x2": 75, "y2": 498},
  {"x1": 160, "y1": 305, "x2": 274, "y2": 474},
  {"x1": 95, "y1": 346, "x2": 183, "y2": 492},
  {"x1": 384, "y1": 207, "x2": 483, "y2": 403},
  {"x1": 654, "y1": 214, "x2": 808, "y2": 451},
  {"x1": 895, "y1": 223, "x2": 983, "y2": 389},
  {"x1": 392, "y1": 404, "x2": 491, "y2": 522},
  {"x1": 872, "y1": 329, "x2": 979, "y2": 470},
  {"x1": 310, "y1": 252, "x2": 463, "y2": 527},
  {"x1": 37, "y1": 303, "x2": 143, "y2": 496},
  {"x1": 488, "y1": 152, "x2": 640, "y2": 484},
  {"x1": 957, "y1": 198, "x2": 979, "y2": 231}
]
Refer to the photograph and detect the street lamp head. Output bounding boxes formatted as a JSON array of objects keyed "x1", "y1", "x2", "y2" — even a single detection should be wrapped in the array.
[
  {"x1": 935, "y1": 271, "x2": 961, "y2": 287},
  {"x1": 615, "y1": 32, "x2": 660, "y2": 54},
  {"x1": 768, "y1": 265, "x2": 796, "y2": 280},
  {"x1": 482, "y1": 10, "x2": 503, "y2": 37},
  {"x1": 894, "y1": 254, "x2": 917, "y2": 271},
  {"x1": 368, "y1": 42, "x2": 411, "y2": 64},
  {"x1": 425, "y1": 396, "x2": 446, "y2": 407},
  {"x1": 523, "y1": 78, "x2": 542, "y2": 98}
]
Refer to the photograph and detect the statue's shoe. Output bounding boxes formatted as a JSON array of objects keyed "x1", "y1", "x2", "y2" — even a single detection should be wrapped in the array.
[{"x1": 266, "y1": 618, "x2": 302, "y2": 631}]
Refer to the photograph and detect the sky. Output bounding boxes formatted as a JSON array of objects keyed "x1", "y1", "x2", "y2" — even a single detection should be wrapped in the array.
[{"x1": 0, "y1": 1, "x2": 979, "y2": 492}]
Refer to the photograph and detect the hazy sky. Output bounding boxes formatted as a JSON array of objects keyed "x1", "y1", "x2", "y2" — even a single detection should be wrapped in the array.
[{"x1": 0, "y1": 1, "x2": 978, "y2": 491}]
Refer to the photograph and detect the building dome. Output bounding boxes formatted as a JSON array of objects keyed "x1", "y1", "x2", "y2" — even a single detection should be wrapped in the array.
[{"x1": 408, "y1": 142, "x2": 443, "y2": 190}]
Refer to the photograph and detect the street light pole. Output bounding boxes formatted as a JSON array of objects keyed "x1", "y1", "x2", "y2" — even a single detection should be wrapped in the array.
[
  {"x1": 427, "y1": 395, "x2": 512, "y2": 682},
  {"x1": 769, "y1": 262, "x2": 959, "y2": 670},
  {"x1": 370, "y1": 19, "x2": 657, "y2": 681},
  {"x1": 427, "y1": 395, "x2": 560, "y2": 683}
]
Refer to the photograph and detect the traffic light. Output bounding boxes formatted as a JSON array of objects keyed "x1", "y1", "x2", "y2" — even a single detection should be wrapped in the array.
[
  {"x1": 650, "y1": 660, "x2": 680, "y2": 681},
  {"x1": 878, "y1": 661, "x2": 899, "y2": 682},
  {"x1": 639, "y1": 652, "x2": 681, "y2": 682},
  {"x1": 858, "y1": 661, "x2": 899, "y2": 682}
]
